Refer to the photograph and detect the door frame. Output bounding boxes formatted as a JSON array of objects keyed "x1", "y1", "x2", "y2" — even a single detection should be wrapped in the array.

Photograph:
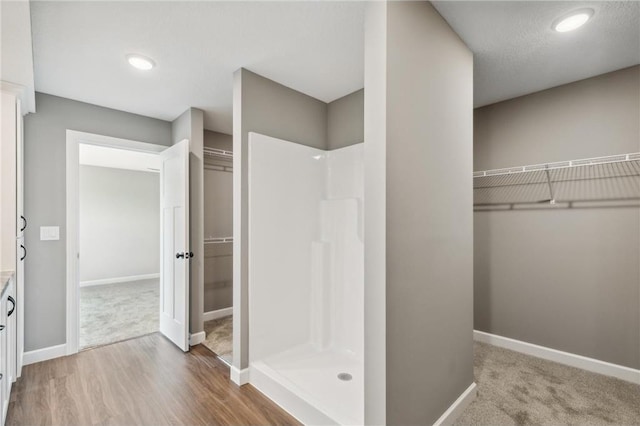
[{"x1": 65, "y1": 130, "x2": 168, "y2": 355}]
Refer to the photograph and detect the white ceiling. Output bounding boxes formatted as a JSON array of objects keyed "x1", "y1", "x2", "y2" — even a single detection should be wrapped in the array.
[
  {"x1": 30, "y1": 1, "x2": 365, "y2": 134},
  {"x1": 79, "y1": 144, "x2": 160, "y2": 173},
  {"x1": 30, "y1": 1, "x2": 639, "y2": 131},
  {"x1": 432, "y1": 1, "x2": 640, "y2": 107}
]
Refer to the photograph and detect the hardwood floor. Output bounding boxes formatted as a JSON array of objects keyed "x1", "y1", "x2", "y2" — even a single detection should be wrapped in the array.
[{"x1": 7, "y1": 333, "x2": 300, "y2": 425}]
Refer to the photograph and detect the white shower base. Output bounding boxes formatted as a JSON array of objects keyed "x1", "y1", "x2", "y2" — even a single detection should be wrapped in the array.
[{"x1": 250, "y1": 344, "x2": 364, "y2": 425}]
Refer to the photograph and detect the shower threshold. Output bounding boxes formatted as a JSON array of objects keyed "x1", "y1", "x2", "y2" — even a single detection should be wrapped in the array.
[{"x1": 250, "y1": 344, "x2": 363, "y2": 425}]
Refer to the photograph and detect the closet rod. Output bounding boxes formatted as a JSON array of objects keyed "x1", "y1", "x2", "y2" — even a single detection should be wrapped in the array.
[
  {"x1": 204, "y1": 237, "x2": 234, "y2": 244},
  {"x1": 203, "y1": 147, "x2": 233, "y2": 160}
]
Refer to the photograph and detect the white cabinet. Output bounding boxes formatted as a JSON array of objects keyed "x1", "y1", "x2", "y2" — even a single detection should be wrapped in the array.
[
  {"x1": 1, "y1": 86, "x2": 26, "y2": 425},
  {"x1": 1, "y1": 2, "x2": 34, "y2": 419},
  {"x1": 15, "y1": 235, "x2": 23, "y2": 381},
  {"x1": 0, "y1": 275, "x2": 16, "y2": 425}
]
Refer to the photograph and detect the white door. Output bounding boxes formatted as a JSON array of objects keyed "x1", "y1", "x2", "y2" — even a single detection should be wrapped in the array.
[{"x1": 159, "y1": 139, "x2": 190, "y2": 351}]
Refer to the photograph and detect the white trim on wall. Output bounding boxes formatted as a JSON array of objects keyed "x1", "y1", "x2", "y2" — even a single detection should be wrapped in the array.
[
  {"x1": 66, "y1": 135, "x2": 80, "y2": 355},
  {"x1": 0, "y1": 81, "x2": 31, "y2": 115},
  {"x1": 189, "y1": 331, "x2": 206, "y2": 346},
  {"x1": 80, "y1": 273, "x2": 160, "y2": 287},
  {"x1": 230, "y1": 366, "x2": 250, "y2": 386},
  {"x1": 231, "y1": 69, "x2": 243, "y2": 375},
  {"x1": 203, "y1": 307, "x2": 233, "y2": 322},
  {"x1": 23, "y1": 344, "x2": 67, "y2": 366},
  {"x1": 433, "y1": 382, "x2": 477, "y2": 426},
  {"x1": 474, "y1": 330, "x2": 640, "y2": 384},
  {"x1": 66, "y1": 130, "x2": 167, "y2": 356}
]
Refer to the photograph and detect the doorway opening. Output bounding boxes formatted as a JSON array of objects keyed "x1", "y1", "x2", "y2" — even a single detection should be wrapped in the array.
[
  {"x1": 202, "y1": 135, "x2": 234, "y2": 365},
  {"x1": 77, "y1": 143, "x2": 161, "y2": 349},
  {"x1": 66, "y1": 130, "x2": 191, "y2": 355}
]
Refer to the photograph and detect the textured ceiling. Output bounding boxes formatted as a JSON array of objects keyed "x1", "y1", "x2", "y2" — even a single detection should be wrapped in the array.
[
  {"x1": 30, "y1": 1, "x2": 365, "y2": 134},
  {"x1": 31, "y1": 2, "x2": 639, "y2": 131},
  {"x1": 432, "y1": 1, "x2": 640, "y2": 107}
]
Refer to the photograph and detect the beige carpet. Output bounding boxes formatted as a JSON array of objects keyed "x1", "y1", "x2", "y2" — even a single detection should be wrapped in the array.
[
  {"x1": 79, "y1": 278, "x2": 159, "y2": 349},
  {"x1": 203, "y1": 315, "x2": 232, "y2": 364},
  {"x1": 455, "y1": 342, "x2": 640, "y2": 425}
]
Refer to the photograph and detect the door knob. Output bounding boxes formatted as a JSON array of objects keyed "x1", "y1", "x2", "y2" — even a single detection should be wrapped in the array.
[{"x1": 176, "y1": 252, "x2": 185, "y2": 259}]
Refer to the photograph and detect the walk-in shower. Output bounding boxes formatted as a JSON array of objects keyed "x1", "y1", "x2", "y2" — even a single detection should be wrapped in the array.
[{"x1": 248, "y1": 133, "x2": 364, "y2": 425}]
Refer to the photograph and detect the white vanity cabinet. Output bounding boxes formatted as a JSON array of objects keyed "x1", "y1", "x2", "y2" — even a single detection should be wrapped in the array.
[{"x1": 1, "y1": 2, "x2": 34, "y2": 421}]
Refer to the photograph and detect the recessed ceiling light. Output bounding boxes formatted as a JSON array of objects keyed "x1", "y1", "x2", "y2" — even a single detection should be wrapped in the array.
[
  {"x1": 126, "y1": 54, "x2": 155, "y2": 71},
  {"x1": 553, "y1": 9, "x2": 594, "y2": 33}
]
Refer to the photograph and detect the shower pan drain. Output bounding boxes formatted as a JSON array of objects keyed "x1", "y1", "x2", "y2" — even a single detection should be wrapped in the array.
[{"x1": 337, "y1": 373, "x2": 353, "y2": 381}]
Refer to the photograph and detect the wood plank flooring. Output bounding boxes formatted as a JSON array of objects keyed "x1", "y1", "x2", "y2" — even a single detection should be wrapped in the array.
[{"x1": 7, "y1": 333, "x2": 300, "y2": 426}]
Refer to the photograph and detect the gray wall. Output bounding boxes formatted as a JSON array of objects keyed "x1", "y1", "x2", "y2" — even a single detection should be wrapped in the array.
[
  {"x1": 233, "y1": 69, "x2": 329, "y2": 369},
  {"x1": 365, "y1": 2, "x2": 475, "y2": 424},
  {"x1": 24, "y1": 92, "x2": 171, "y2": 351},
  {"x1": 385, "y1": 2, "x2": 474, "y2": 424},
  {"x1": 474, "y1": 65, "x2": 640, "y2": 369},
  {"x1": 204, "y1": 130, "x2": 233, "y2": 313},
  {"x1": 236, "y1": 69, "x2": 328, "y2": 150},
  {"x1": 204, "y1": 130, "x2": 233, "y2": 151},
  {"x1": 203, "y1": 163, "x2": 232, "y2": 242},
  {"x1": 327, "y1": 89, "x2": 364, "y2": 150},
  {"x1": 172, "y1": 108, "x2": 205, "y2": 335},
  {"x1": 203, "y1": 242, "x2": 232, "y2": 311},
  {"x1": 79, "y1": 165, "x2": 159, "y2": 283}
]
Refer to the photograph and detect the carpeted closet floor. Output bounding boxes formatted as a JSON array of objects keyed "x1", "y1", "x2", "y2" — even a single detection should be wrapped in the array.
[
  {"x1": 455, "y1": 342, "x2": 640, "y2": 425},
  {"x1": 79, "y1": 278, "x2": 159, "y2": 349},
  {"x1": 203, "y1": 315, "x2": 233, "y2": 364}
]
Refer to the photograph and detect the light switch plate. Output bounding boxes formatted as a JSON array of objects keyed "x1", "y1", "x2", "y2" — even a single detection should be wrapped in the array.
[{"x1": 40, "y1": 226, "x2": 60, "y2": 241}]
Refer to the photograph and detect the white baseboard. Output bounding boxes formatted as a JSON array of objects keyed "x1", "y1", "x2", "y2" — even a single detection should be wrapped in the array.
[
  {"x1": 231, "y1": 366, "x2": 250, "y2": 386},
  {"x1": 189, "y1": 331, "x2": 206, "y2": 346},
  {"x1": 474, "y1": 330, "x2": 640, "y2": 384},
  {"x1": 433, "y1": 382, "x2": 477, "y2": 426},
  {"x1": 17, "y1": 351, "x2": 23, "y2": 378},
  {"x1": 80, "y1": 273, "x2": 160, "y2": 287},
  {"x1": 23, "y1": 344, "x2": 67, "y2": 366},
  {"x1": 203, "y1": 307, "x2": 233, "y2": 322}
]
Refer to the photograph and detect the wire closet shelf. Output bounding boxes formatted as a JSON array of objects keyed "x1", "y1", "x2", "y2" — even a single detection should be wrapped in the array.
[
  {"x1": 204, "y1": 237, "x2": 233, "y2": 245},
  {"x1": 473, "y1": 152, "x2": 640, "y2": 209},
  {"x1": 204, "y1": 147, "x2": 233, "y2": 172},
  {"x1": 203, "y1": 147, "x2": 233, "y2": 161}
]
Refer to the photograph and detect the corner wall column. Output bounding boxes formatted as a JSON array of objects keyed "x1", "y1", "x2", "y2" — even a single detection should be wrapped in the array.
[{"x1": 364, "y1": 2, "x2": 475, "y2": 424}]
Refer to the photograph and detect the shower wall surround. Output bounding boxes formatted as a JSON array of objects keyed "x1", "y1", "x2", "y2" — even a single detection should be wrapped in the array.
[{"x1": 248, "y1": 132, "x2": 364, "y2": 425}]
